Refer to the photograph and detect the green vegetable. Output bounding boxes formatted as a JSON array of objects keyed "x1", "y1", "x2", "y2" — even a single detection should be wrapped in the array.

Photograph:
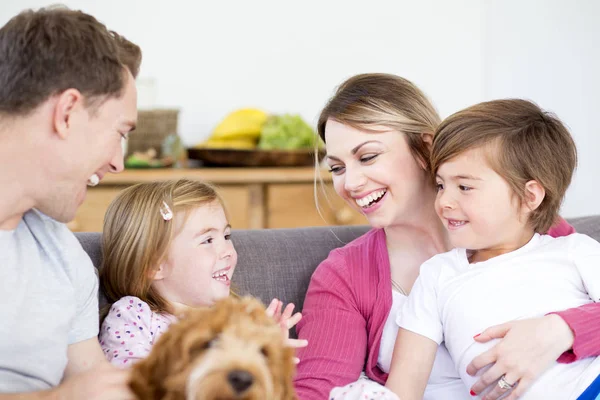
[
  {"x1": 125, "y1": 155, "x2": 150, "y2": 168},
  {"x1": 257, "y1": 114, "x2": 323, "y2": 150}
]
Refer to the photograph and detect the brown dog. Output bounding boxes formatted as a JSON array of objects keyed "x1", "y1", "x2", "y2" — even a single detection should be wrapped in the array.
[{"x1": 129, "y1": 296, "x2": 297, "y2": 400}]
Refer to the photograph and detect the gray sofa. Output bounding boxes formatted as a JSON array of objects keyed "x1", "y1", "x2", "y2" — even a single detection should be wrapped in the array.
[{"x1": 76, "y1": 216, "x2": 600, "y2": 337}]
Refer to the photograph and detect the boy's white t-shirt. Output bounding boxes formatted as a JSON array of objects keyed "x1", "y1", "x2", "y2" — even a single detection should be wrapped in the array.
[
  {"x1": 378, "y1": 291, "x2": 470, "y2": 399},
  {"x1": 397, "y1": 233, "x2": 600, "y2": 400}
]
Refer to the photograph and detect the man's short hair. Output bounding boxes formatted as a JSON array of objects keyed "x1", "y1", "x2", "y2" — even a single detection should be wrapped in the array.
[{"x1": 0, "y1": 6, "x2": 142, "y2": 116}]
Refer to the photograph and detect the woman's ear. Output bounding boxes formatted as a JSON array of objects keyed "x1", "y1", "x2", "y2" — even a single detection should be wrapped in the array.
[
  {"x1": 418, "y1": 132, "x2": 434, "y2": 170},
  {"x1": 421, "y1": 132, "x2": 433, "y2": 148},
  {"x1": 523, "y1": 180, "x2": 546, "y2": 212}
]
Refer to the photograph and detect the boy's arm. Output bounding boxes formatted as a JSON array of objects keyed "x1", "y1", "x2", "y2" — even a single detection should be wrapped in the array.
[
  {"x1": 386, "y1": 328, "x2": 438, "y2": 400},
  {"x1": 386, "y1": 257, "x2": 444, "y2": 399}
]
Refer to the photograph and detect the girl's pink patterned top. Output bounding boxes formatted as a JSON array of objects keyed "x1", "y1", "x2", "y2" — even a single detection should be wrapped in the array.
[{"x1": 99, "y1": 296, "x2": 177, "y2": 368}]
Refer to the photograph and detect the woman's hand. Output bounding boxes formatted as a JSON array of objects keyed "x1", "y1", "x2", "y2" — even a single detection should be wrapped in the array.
[
  {"x1": 266, "y1": 298, "x2": 308, "y2": 363},
  {"x1": 467, "y1": 314, "x2": 574, "y2": 400}
]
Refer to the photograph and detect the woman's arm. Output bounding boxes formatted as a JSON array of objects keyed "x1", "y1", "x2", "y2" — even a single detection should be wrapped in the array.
[
  {"x1": 552, "y1": 233, "x2": 600, "y2": 362},
  {"x1": 386, "y1": 328, "x2": 437, "y2": 400},
  {"x1": 294, "y1": 255, "x2": 368, "y2": 400},
  {"x1": 552, "y1": 302, "x2": 600, "y2": 362}
]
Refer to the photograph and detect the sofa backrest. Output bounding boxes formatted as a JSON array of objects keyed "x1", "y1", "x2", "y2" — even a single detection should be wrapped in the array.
[
  {"x1": 76, "y1": 215, "x2": 600, "y2": 317},
  {"x1": 76, "y1": 225, "x2": 370, "y2": 313}
]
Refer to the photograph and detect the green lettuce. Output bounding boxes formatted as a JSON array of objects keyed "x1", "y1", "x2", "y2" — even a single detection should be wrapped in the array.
[{"x1": 258, "y1": 114, "x2": 323, "y2": 150}]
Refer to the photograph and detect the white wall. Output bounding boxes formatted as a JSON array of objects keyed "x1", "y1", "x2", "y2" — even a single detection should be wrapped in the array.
[
  {"x1": 1, "y1": 1, "x2": 598, "y2": 217},
  {"x1": 0, "y1": 0, "x2": 485, "y2": 141},
  {"x1": 482, "y1": 0, "x2": 600, "y2": 218}
]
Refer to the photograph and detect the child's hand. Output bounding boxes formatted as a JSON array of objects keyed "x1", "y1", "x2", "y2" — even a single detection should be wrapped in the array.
[{"x1": 266, "y1": 298, "x2": 308, "y2": 363}]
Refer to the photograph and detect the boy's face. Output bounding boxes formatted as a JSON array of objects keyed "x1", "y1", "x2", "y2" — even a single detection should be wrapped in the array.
[
  {"x1": 153, "y1": 201, "x2": 238, "y2": 311},
  {"x1": 434, "y1": 147, "x2": 533, "y2": 260}
]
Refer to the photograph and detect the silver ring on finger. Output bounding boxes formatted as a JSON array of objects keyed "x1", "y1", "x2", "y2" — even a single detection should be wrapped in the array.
[{"x1": 498, "y1": 375, "x2": 517, "y2": 390}]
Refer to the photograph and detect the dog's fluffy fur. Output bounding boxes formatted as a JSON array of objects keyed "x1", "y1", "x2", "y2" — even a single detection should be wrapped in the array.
[{"x1": 129, "y1": 296, "x2": 297, "y2": 400}]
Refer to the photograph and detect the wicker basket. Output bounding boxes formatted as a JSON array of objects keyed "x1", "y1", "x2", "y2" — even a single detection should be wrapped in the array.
[{"x1": 126, "y1": 109, "x2": 179, "y2": 157}]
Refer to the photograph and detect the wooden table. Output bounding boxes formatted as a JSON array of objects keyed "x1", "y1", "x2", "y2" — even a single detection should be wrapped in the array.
[{"x1": 70, "y1": 167, "x2": 366, "y2": 232}]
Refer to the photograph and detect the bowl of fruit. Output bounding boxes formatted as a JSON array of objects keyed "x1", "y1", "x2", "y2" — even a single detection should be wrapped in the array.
[{"x1": 188, "y1": 109, "x2": 324, "y2": 167}]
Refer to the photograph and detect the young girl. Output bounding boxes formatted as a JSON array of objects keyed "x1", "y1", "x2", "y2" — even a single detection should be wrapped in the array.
[
  {"x1": 386, "y1": 99, "x2": 600, "y2": 400},
  {"x1": 98, "y1": 179, "x2": 305, "y2": 367}
]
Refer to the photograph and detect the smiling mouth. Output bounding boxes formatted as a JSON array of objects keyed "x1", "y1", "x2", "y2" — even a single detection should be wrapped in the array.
[
  {"x1": 355, "y1": 189, "x2": 387, "y2": 208},
  {"x1": 212, "y1": 268, "x2": 230, "y2": 283},
  {"x1": 447, "y1": 219, "x2": 468, "y2": 228}
]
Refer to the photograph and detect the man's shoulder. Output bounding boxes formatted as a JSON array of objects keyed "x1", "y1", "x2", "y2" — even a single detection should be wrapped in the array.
[
  {"x1": 22, "y1": 209, "x2": 93, "y2": 275},
  {"x1": 23, "y1": 209, "x2": 81, "y2": 246},
  {"x1": 23, "y1": 209, "x2": 71, "y2": 237}
]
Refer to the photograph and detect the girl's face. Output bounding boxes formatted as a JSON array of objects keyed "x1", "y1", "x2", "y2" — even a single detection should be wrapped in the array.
[
  {"x1": 324, "y1": 119, "x2": 433, "y2": 229},
  {"x1": 434, "y1": 147, "x2": 532, "y2": 261},
  {"x1": 152, "y1": 201, "x2": 237, "y2": 311}
]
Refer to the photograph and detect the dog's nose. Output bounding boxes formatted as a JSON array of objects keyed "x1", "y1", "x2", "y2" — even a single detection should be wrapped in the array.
[{"x1": 227, "y1": 370, "x2": 254, "y2": 393}]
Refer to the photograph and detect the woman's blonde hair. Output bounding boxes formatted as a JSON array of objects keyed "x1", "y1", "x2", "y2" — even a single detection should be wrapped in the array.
[
  {"x1": 317, "y1": 73, "x2": 441, "y2": 172},
  {"x1": 100, "y1": 179, "x2": 224, "y2": 319},
  {"x1": 430, "y1": 99, "x2": 577, "y2": 233}
]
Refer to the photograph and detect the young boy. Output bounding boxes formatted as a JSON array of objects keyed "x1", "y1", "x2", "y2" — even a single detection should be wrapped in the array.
[{"x1": 386, "y1": 99, "x2": 600, "y2": 400}]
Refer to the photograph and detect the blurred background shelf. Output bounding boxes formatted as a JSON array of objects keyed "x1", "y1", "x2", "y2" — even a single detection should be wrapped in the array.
[{"x1": 69, "y1": 167, "x2": 367, "y2": 232}]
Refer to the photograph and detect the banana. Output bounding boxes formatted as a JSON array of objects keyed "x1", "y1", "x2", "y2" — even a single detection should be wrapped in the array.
[
  {"x1": 195, "y1": 138, "x2": 257, "y2": 150},
  {"x1": 210, "y1": 108, "x2": 268, "y2": 141}
]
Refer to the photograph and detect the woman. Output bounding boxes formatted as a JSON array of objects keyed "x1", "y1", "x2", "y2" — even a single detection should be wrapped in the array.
[{"x1": 294, "y1": 73, "x2": 600, "y2": 399}]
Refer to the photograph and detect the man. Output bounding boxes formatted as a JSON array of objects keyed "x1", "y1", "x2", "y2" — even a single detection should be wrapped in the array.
[{"x1": 0, "y1": 6, "x2": 140, "y2": 399}]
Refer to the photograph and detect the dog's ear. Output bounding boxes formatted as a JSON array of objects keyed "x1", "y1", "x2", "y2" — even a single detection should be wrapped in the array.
[
  {"x1": 128, "y1": 326, "x2": 187, "y2": 400},
  {"x1": 129, "y1": 308, "x2": 217, "y2": 400},
  {"x1": 129, "y1": 338, "x2": 175, "y2": 400},
  {"x1": 129, "y1": 358, "x2": 159, "y2": 400}
]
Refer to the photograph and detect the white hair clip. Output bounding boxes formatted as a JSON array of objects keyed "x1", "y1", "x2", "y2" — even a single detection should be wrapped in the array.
[{"x1": 159, "y1": 201, "x2": 173, "y2": 221}]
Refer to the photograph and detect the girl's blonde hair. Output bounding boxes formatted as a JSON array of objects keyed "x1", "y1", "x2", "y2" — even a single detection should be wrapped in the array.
[
  {"x1": 100, "y1": 179, "x2": 224, "y2": 319},
  {"x1": 317, "y1": 73, "x2": 441, "y2": 172}
]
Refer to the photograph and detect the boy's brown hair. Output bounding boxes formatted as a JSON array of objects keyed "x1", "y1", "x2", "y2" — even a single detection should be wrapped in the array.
[
  {"x1": 430, "y1": 99, "x2": 577, "y2": 233},
  {"x1": 0, "y1": 6, "x2": 142, "y2": 116}
]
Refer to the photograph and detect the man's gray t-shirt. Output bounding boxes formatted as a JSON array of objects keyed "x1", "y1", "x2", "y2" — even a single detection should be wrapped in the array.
[{"x1": 0, "y1": 210, "x2": 99, "y2": 392}]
